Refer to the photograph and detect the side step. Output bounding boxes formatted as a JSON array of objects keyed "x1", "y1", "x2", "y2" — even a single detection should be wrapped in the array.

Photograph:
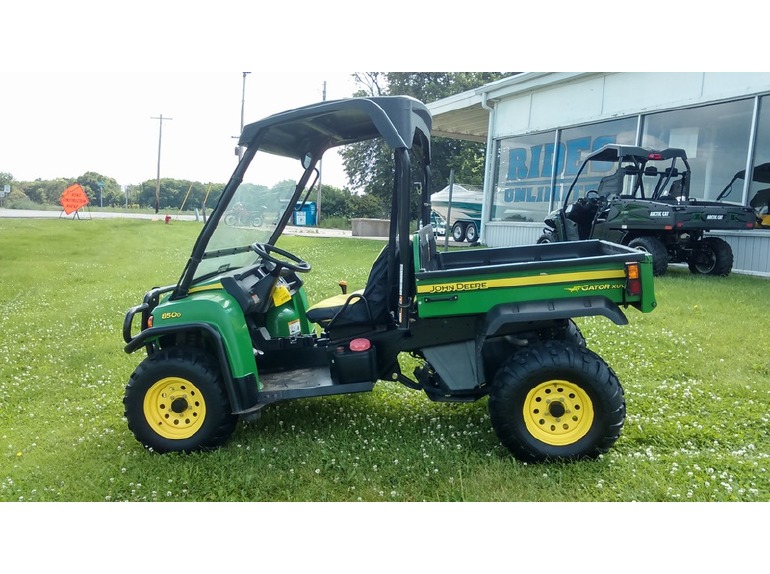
[{"x1": 239, "y1": 367, "x2": 375, "y2": 415}]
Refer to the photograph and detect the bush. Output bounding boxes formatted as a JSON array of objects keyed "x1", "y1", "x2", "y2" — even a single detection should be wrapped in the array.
[{"x1": 318, "y1": 216, "x2": 350, "y2": 230}]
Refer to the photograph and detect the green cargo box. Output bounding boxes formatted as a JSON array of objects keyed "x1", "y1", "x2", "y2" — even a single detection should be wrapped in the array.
[{"x1": 413, "y1": 232, "x2": 656, "y2": 319}]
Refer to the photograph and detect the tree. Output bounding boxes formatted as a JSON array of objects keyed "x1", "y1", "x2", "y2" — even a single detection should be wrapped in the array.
[
  {"x1": 24, "y1": 178, "x2": 72, "y2": 204},
  {"x1": 339, "y1": 72, "x2": 511, "y2": 218},
  {"x1": 76, "y1": 172, "x2": 121, "y2": 207}
]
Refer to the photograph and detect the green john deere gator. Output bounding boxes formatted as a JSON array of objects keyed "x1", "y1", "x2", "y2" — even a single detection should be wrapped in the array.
[{"x1": 122, "y1": 96, "x2": 657, "y2": 463}]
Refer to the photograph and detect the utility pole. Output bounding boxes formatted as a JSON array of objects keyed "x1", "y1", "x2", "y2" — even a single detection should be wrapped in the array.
[
  {"x1": 237, "y1": 72, "x2": 251, "y2": 161},
  {"x1": 151, "y1": 114, "x2": 173, "y2": 213},
  {"x1": 317, "y1": 80, "x2": 326, "y2": 226}
]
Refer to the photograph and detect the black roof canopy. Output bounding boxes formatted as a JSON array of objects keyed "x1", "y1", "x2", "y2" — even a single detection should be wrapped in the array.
[
  {"x1": 239, "y1": 95, "x2": 432, "y2": 164},
  {"x1": 585, "y1": 144, "x2": 688, "y2": 163}
]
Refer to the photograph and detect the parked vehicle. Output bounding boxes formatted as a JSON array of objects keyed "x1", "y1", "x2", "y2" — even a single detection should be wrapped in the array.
[
  {"x1": 223, "y1": 201, "x2": 266, "y2": 227},
  {"x1": 123, "y1": 97, "x2": 657, "y2": 463},
  {"x1": 716, "y1": 162, "x2": 770, "y2": 228},
  {"x1": 538, "y1": 144, "x2": 756, "y2": 276},
  {"x1": 430, "y1": 184, "x2": 483, "y2": 243},
  {"x1": 430, "y1": 210, "x2": 446, "y2": 236}
]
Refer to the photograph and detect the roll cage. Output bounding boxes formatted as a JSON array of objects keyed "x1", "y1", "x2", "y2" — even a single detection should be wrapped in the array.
[{"x1": 171, "y1": 96, "x2": 433, "y2": 330}]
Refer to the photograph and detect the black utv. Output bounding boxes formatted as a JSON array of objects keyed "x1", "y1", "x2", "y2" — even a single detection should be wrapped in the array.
[{"x1": 538, "y1": 144, "x2": 756, "y2": 276}]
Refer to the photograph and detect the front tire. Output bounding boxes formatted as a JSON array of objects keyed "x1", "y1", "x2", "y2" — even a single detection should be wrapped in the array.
[
  {"x1": 688, "y1": 236, "x2": 733, "y2": 276},
  {"x1": 488, "y1": 340, "x2": 625, "y2": 463},
  {"x1": 628, "y1": 236, "x2": 668, "y2": 276},
  {"x1": 537, "y1": 231, "x2": 556, "y2": 244},
  {"x1": 124, "y1": 347, "x2": 238, "y2": 453}
]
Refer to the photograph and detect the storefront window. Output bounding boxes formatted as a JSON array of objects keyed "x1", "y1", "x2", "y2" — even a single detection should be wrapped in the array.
[
  {"x1": 642, "y1": 99, "x2": 753, "y2": 201},
  {"x1": 491, "y1": 118, "x2": 636, "y2": 222},
  {"x1": 555, "y1": 119, "x2": 637, "y2": 203}
]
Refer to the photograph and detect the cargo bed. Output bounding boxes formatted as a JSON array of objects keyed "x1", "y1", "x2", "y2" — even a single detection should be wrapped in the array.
[{"x1": 413, "y1": 228, "x2": 655, "y2": 319}]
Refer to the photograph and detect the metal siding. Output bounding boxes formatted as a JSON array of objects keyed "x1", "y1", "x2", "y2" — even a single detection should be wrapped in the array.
[
  {"x1": 710, "y1": 231, "x2": 770, "y2": 277},
  {"x1": 484, "y1": 222, "x2": 542, "y2": 247}
]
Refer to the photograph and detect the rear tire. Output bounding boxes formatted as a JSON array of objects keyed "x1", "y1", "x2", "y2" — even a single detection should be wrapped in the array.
[
  {"x1": 628, "y1": 236, "x2": 668, "y2": 276},
  {"x1": 452, "y1": 222, "x2": 467, "y2": 242},
  {"x1": 124, "y1": 347, "x2": 237, "y2": 453},
  {"x1": 564, "y1": 319, "x2": 587, "y2": 347},
  {"x1": 465, "y1": 223, "x2": 478, "y2": 243},
  {"x1": 688, "y1": 236, "x2": 733, "y2": 276},
  {"x1": 488, "y1": 340, "x2": 625, "y2": 463}
]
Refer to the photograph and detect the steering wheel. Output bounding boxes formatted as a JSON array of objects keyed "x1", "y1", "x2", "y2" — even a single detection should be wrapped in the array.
[
  {"x1": 250, "y1": 243, "x2": 312, "y2": 273},
  {"x1": 586, "y1": 190, "x2": 601, "y2": 202}
]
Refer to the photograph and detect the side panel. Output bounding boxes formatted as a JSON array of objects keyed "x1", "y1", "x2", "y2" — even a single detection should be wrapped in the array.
[
  {"x1": 413, "y1": 239, "x2": 655, "y2": 319},
  {"x1": 416, "y1": 266, "x2": 632, "y2": 319}
]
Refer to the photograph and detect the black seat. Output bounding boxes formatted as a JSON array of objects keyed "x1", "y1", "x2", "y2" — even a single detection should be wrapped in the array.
[
  {"x1": 597, "y1": 169, "x2": 626, "y2": 198},
  {"x1": 306, "y1": 245, "x2": 397, "y2": 329},
  {"x1": 417, "y1": 224, "x2": 440, "y2": 271}
]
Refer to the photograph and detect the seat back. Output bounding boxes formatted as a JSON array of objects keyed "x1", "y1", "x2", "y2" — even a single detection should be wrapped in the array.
[
  {"x1": 357, "y1": 245, "x2": 396, "y2": 324},
  {"x1": 597, "y1": 169, "x2": 626, "y2": 198},
  {"x1": 417, "y1": 224, "x2": 439, "y2": 271}
]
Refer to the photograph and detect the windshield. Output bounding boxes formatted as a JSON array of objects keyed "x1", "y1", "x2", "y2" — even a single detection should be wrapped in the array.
[{"x1": 193, "y1": 150, "x2": 312, "y2": 282}]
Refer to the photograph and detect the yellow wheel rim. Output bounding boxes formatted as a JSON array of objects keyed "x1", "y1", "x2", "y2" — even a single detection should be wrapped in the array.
[
  {"x1": 143, "y1": 377, "x2": 206, "y2": 440},
  {"x1": 523, "y1": 379, "x2": 594, "y2": 446}
]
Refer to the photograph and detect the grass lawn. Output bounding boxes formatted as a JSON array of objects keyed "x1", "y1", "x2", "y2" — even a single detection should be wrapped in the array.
[{"x1": 1, "y1": 218, "x2": 768, "y2": 506}]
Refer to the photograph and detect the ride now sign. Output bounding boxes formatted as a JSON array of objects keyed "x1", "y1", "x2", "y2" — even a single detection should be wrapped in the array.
[{"x1": 60, "y1": 184, "x2": 90, "y2": 215}]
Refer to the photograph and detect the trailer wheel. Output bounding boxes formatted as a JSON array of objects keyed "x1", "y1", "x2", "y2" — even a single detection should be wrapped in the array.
[
  {"x1": 488, "y1": 340, "x2": 625, "y2": 463},
  {"x1": 465, "y1": 222, "x2": 478, "y2": 243},
  {"x1": 628, "y1": 236, "x2": 668, "y2": 276},
  {"x1": 688, "y1": 237, "x2": 733, "y2": 276},
  {"x1": 452, "y1": 222, "x2": 467, "y2": 242},
  {"x1": 537, "y1": 232, "x2": 555, "y2": 244},
  {"x1": 124, "y1": 346, "x2": 237, "y2": 453}
]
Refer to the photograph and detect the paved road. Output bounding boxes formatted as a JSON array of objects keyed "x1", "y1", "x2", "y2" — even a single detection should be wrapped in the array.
[
  {"x1": 0, "y1": 208, "x2": 466, "y2": 245},
  {"x1": 0, "y1": 207, "x2": 198, "y2": 222}
]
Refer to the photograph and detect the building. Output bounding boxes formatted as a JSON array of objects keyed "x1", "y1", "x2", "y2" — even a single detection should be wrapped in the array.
[{"x1": 427, "y1": 72, "x2": 770, "y2": 276}]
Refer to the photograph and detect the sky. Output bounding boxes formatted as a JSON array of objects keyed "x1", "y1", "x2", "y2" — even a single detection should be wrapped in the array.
[
  {"x1": 2, "y1": 1, "x2": 760, "y2": 194},
  {"x1": 1, "y1": 71, "x2": 360, "y2": 189}
]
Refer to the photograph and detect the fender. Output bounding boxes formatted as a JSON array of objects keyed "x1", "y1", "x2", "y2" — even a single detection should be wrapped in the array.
[
  {"x1": 123, "y1": 321, "x2": 259, "y2": 414},
  {"x1": 482, "y1": 296, "x2": 628, "y2": 337},
  {"x1": 473, "y1": 296, "x2": 628, "y2": 383}
]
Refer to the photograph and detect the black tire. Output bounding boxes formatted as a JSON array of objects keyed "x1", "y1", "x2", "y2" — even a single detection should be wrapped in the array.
[
  {"x1": 628, "y1": 236, "x2": 668, "y2": 276},
  {"x1": 452, "y1": 222, "x2": 467, "y2": 242},
  {"x1": 124, "y1": 346, "x2": 238, "y2": 454},
  {"x1": 465, "y1": 223, "x2": 478, "y2": 243},
  {"x1": 564, "y1": 319, "x2": 587, "y2": 348},
  {"x1": 488, "y1": 340, "x2": 625, "y2": 463},
  {"x1": 688, "y1": 236, "x2": 733, "y2": 276},
  {"x1": 537, "y1": 232, "x2": 556, "y2": 244}
]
